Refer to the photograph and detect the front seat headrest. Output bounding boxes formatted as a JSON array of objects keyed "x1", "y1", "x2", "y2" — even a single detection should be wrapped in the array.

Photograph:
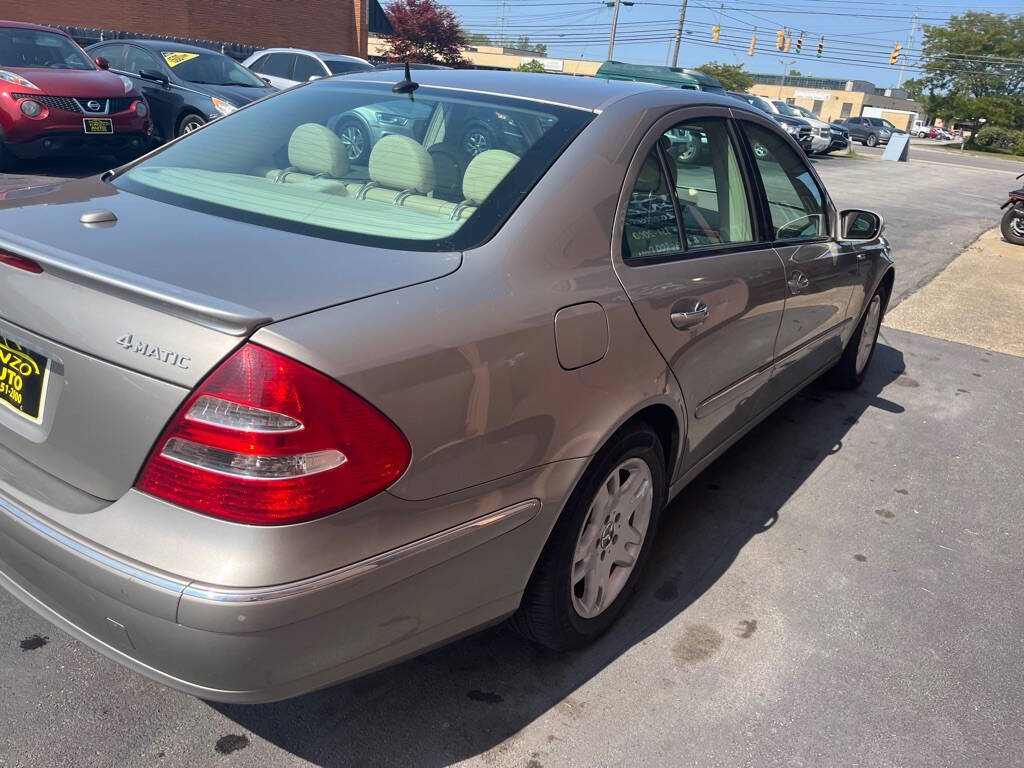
[{"x1": 288, "y1": 123, "x2": 350, "y2": 178}]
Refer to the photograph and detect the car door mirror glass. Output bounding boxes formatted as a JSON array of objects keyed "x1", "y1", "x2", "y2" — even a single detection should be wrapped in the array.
[
  {"x1": 95, "y1": 56, "x2": 109, "y2": 70},
  {"x1": 841, "y1": 210, "x2": 882, "y2": 240}
]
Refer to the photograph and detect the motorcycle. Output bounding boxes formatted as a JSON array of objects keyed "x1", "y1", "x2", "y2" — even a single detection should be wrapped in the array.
[{"x1": 1001, "y1": 172, "x2": 1024, "y2": 246}]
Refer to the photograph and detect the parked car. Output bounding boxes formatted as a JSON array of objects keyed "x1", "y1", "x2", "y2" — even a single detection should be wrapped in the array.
[
  {"x1": 929, "y1": 126, "x2": 953, "y2": 140},
  {"x1": 0, "y1": 21, "x2": 152, "y2": 167},
  {"x1": 0, "y1": 70, "x2": 893, "y2": 703},
  {"x1": 769, "y1": 101, "x2": 831, "y2": 153},
  {"x1": 596, "y1": 61, "x2": 727, "y2": 94},
  {"x1": 85, "y1": 40, "x2": 276, "y2": 142},
  {"x1": 242, "y1": 48, "x2": 373, "y2": 89},
  {"x1": 840, "y1": 116, "x2": 905, "y2": 147},
  {"x1": 327, "y1": 96, "x2": 534, "y2": 164},
  {"x1": 728, "y1": 91, "x2": 814, "y2": 154},
  {"x1": 827, "y1": 121, "x2": 850, "y2": 153}
]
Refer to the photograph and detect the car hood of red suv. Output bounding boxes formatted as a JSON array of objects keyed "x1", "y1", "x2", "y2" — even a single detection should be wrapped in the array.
[{"x1": 7, "y1": 67, "x2": 129, "y2": 96}]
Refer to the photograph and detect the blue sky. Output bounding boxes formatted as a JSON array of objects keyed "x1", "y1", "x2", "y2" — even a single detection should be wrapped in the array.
[{"x1": 445, "y1": 0, "x2": 1024, "y2": 87}]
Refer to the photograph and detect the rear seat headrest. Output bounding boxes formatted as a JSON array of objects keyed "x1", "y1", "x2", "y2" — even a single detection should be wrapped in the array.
[
  {"x1": 288, "y1": 123, "x2": 349, "y2": 178},
  {"x1": 462, "y1": 150, "x2": 519, "y2": 205},
  {"x1": 369, "y1": 135, "x2": 435, "y2": 193},
  {"x1": 634, "y1": 153, "x2": 664, "y2": 193}
]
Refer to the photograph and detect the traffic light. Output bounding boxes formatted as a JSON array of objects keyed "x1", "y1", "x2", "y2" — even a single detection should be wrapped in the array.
[
  {"x1": 889, "y1": 42, "x2": 903, "y2": 65},
  {"x1": 712, "y1": 25, "x2": 720, "y2": 43},
  {"x1": 784, "y1": 36, "x2": 792, "y2": 53},
  {"x1": 777, "y1": 28, "x2": 786, "y2": 51},
  {"x1": 795, "y1": 34, "x2": 803, "y2": 54},
  {"x1": 817, "y1": 36, "x2": 824, "y2": 58},
  {"x1": 748, "y1": 34, "x2": 757, "y2": 56}
]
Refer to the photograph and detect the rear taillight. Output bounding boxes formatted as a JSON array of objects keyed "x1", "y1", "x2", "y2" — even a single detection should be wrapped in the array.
[{"x1": 136, "y1": 343, "x2": 410, "y2": 525}]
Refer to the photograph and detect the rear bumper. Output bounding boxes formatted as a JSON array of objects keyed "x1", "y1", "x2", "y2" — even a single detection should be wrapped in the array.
[
  {"x1": 0, "y1": 480, "x2": 562, "y2": 702},
  {"x1": 5, "y1": 132, "x2": 152, "y2": 159}
]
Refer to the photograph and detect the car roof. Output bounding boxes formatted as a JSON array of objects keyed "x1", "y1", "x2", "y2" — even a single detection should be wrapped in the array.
[
  {"x1": 249, "y1": 47, "x2": 366, "y2": 62},
  {"x1": 114, "y1": 40, "x2": 225, "y2": 55},
  {"x1": 334, "y1": 69, "x2": 698, "y2": 111},
  {"x1": 0, "y1": 19, "x2": 72, "y2": 34}
]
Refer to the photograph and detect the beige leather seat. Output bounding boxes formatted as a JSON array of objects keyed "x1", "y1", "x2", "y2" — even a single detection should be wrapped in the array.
[
  {"x1": 265, "y1": 123, "x2": 351, "y2": 194},
  {"x1": 413, "y1": 149, "x2": 518, "y2": 221}
]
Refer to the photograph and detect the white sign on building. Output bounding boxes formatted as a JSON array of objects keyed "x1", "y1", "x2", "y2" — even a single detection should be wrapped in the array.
[{"x1": 521, "y1": 56, "x2": 564, "y2": 72}]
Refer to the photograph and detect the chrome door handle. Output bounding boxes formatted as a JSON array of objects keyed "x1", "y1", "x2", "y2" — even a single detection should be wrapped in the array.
[
  {"x1": 670, "y1": 302, "x2": 709, "y2": 330},
  {"x1": 787, "y1": 272, "x2": 810, "y2": 294}
]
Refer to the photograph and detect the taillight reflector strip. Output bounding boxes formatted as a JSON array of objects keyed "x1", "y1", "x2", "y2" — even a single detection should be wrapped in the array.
[
  {"x1": 136, "y1": 343, "x2": 410, "y2": 525},
  {"x1": 0, "y1": 249, "x2": 43, "y2": 273}
]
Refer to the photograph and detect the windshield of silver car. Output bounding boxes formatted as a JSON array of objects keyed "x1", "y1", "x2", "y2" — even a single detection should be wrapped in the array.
[{"x1": 114, "y1": 81, "x2": 593, "y2": 251}]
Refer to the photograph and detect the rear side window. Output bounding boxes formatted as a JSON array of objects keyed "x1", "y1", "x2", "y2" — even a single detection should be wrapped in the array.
[
  {"x1": 742, "y1": 122, "x2": 827, "y2": 241},
  {"x1": 114, "y1": 82, "x2": 592, "y2": 251},
  {"x1": 622, "y1": 149, "x2": 683, "y2": 261},
  {"x1": 256, "y1": 52, "x2": 293, "y2": 78}
]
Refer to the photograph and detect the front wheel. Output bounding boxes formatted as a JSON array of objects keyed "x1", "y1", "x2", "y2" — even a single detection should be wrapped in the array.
[
  {"x1": 1001, "y1": 206, "x2": 1024, "y2": 246},
  {"x1": 865, "y1": 133, "x2": 878, "y2": 147},
  {"x1": 336, "y1": 120, "x2": 370, "y2": 164},
  {"x1": 177, "y1": 113, "x2": 206, "y2": 137},
  {"x1": 828, "y1": 283, "x2": 887, "y2": 390},
  {"x1": 462, "y1": 123, "x2": 497, "y2": 157},
  {"x1": 510, "y1": 422, "x2": 665, "y2": 651}
]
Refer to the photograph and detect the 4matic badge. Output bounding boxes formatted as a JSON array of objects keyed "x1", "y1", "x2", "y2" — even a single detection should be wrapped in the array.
[{"x1": 116, "y1": 334, "x2": 191, "y2": 370}]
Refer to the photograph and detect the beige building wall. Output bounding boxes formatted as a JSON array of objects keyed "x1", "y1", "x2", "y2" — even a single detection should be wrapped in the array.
[
  {"x1": 368, "y1": 37, "x2": 601, "y2": 75},
  {"x1": 750, "y1": 84, "x2": 866, "y2": 123}
]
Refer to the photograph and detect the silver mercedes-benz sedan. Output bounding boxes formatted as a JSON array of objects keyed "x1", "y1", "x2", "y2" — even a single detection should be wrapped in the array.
[{"x1": 0, "y1": 69, "x2": 893, "y2": 703}]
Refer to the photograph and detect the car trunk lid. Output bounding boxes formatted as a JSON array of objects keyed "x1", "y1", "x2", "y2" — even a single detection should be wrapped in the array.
[{"x1": 0, "y1": 176, "x2": 460, "y2": 500}]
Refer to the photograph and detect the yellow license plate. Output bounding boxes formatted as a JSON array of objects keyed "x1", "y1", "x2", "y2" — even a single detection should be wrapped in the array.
[
  {"x1": 83, "y1": 118, "x2": 113, "y2": 134},
  {"x1": 0, "y1": 335, "x2": 50, "y2": 424}
]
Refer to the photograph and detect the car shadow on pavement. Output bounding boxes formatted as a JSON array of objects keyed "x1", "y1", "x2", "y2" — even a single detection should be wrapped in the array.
[{"x1": 211, "y1": 343, "x2": 907, "y2": 768}]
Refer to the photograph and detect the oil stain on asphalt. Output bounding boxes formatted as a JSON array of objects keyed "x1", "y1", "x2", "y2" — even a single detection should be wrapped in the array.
[
  {"x1": 737, "y1": 619, "x2": 758, "y2": 639},
  {"x1": 214, "y1": 734, "x2": 249, "y2": 755},
  {"x1": 674, "y1": 624, "x2": 723, "y2": 666},
  {"x1": 19, "y1": 634, "x2": 48, "y2": 651}
]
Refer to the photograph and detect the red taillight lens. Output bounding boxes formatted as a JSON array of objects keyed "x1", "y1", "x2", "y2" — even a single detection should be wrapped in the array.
[
  {"x1": 136, "y1": 343, "x2": 410, "y2": 525},
  {"x1": 0, "y1": 249, "x2": 43, "y2": 273}
]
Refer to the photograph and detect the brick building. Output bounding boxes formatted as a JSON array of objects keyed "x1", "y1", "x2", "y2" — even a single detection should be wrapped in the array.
[{"x1": 8, "y1": 0, "x2": 393, "y2": 59}]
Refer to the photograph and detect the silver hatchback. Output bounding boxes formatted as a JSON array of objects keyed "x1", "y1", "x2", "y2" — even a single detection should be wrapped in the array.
[{"x1": 0, "y1": 70, "x2": 893, "y2": 703}]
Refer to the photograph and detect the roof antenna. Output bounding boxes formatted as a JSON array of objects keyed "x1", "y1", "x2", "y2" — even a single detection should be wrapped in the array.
[{"x1": 392, "y1": 62, "x2": 419, "y2": 98}]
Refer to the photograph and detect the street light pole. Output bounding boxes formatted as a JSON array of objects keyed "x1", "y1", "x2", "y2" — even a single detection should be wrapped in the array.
[
  {"x1": 778, "y1": 58, "x2": 796, "y2": 98},
  {"x1": 897, "y1": 9, "x2": 918, "y2": 89},
  {"x1": 671, "y1": 0, "x2": 689, "y2": 67},
  {"x1": 606, "y1": 0, "x2": 634, "y2": 61}
]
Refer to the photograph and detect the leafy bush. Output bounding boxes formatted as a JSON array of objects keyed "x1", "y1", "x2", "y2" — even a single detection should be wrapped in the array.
[
  {"x1": 973, "y1": 125, "x2": 1024, "y2": 152},
  {"x1": 1014, "y1": 139, "x2": 1024, "y2": 157}
]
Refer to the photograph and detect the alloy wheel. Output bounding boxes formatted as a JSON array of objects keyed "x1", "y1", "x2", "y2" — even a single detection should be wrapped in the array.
[
  {"x1": 1011, "y1": 213, "x2": 1024, "y2": 239},
  {"x1": 570, "y1": 457, "x2": 654, "y2": 619},
  {"x1": 856, "y1": 294, "x2": 882, "y2": 374},
  {"x1": 339, "y1": 124, "x2": 367, "y2": 161},
  {"x1": 464, "y1": 130, "x2": 491, "y2": 156},
  {"x1": 181, "y1": 117, "x2": 204, "y2": 135}
]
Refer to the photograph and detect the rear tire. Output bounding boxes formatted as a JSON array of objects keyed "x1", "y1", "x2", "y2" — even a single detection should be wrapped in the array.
[
  {"x1": 865, "y1": 133, "x2": 878, "y2": 147},
  {"x1": 510, "y1": 422, "x2": 666, "y2": 651},
  {"x1": 1000, "y1": 206, "x2": 1024, "y2": 246},
  {"x1": 828, "y1": 282, "x2": 888, "y2": 390}
]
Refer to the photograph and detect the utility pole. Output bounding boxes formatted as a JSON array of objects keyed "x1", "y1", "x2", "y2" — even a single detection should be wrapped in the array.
[
  {"x1": 606, "y1": 0, "x2": 634, "y2": 61},
  {"x1": 898, "y1": 9, "x2": 919, "y2": 89},
  {"x1": 778, "y1": 58, "x2": 796, "y2": 98},
  {"x1": 671, "y1": 0, "x2": 689, "y2": 67}
]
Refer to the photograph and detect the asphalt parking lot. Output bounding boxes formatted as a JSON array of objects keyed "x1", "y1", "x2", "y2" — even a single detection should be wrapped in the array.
[{"x1": 1, "y1": 148, "x2": 1022, "y2": 767}]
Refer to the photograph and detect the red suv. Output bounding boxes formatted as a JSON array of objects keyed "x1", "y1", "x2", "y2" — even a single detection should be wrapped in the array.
[{"x1": 0, "y1": 21, "x2": 152, "y2": 167}]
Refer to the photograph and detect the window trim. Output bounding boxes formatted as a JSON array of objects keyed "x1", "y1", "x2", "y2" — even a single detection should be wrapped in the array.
[
  {"x1": 616, "y1": 106, "x2": 765, "y2": 268},
  {"x1": 734, "y1": 115, "x2": 834, "y2": 247}
]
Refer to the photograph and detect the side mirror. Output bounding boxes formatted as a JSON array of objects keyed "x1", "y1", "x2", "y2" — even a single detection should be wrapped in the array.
[
  {"x1": 308, "y1": 74, "x2": 322, "y2": 81},
  {"x1": 95, "y1": 56, "x2": 110, "y2": 70},
  {"x1": 139, "y1": 69, "x2": 169, "y2": 86},
  {"x1": 840, "y1": 209, "x2": 883, "y2": 241}
]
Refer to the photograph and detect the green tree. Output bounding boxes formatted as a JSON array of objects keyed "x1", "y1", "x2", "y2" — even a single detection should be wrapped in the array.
[
  {"x1": 466, "y1": 32, "x2": 492, "y2": 47},
  {"x1": 696, "y1": 61, "x2": 754, "y2": 91},
  {"x1": 383, "y1": 0, "x2": 468, "y2": 66},
  {"x1": 789, "y1": 69, "x2": 802, "y2": 77},
  {"x1": 903, "y1": 11, "x2": 1024, "y2": 129},
  {"x1": 515, "y1": 59, "x2": 546, "y2": 73},
  {"x1": 513, "y1": 36, "x2": 547, "y2": 56}
]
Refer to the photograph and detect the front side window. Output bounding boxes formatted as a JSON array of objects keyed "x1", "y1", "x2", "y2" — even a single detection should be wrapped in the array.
[
  {"x1": 92, "y1": 43, "x2": 127, "y2": 70},
  {"x1": 160, "y1": 50, "x2": 266, "y2": 87},
  {"x1": 0, "y1": 28, "x2": 95, "y2": 70},
  {"x1": 257, "y1": 53, "x2": 293, "y2": 78},
  {"x1": 742, "y1": 122, "x2": 827, "y2": 241},
  {"x1": 114, "y1": 82, "x2": 591, "y2": 251}
]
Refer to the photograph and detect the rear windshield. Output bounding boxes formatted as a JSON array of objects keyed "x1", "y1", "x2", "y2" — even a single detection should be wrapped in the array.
[
  {"x1": 160, "y1": 50, "x2": 266, "y2": 87},
  {"x1": 115, "y1": 81, "x2": 592, "y2": 251},
  {"x1": 325, "y1": 59, "x2": 374, "y2": 75},
  {"x1": 0, "y1": 28, "x2": 94, "y2": 70}
]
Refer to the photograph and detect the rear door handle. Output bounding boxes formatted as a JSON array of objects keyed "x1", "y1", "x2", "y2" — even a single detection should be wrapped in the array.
[{"x1": 670, "y1": 302, "x2": 709, "y2": 330}]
